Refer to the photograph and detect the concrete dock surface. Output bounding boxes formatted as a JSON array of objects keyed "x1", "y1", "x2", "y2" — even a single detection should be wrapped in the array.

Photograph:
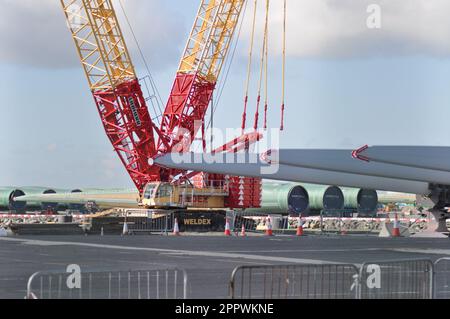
[{"x1": 0, "y1": 234, "x2": 449, "y2": 299}]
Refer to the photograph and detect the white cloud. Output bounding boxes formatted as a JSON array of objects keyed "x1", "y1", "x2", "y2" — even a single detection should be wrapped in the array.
[
  {"x1": 3, "y1": 0, "x2": 450, "y2": 69},
  {"x1": 242, "y1": 0, "x2": 450, "y2": 58},
  {"x1": 0, "y1": 0, "x2": 185, "y2": 69}
]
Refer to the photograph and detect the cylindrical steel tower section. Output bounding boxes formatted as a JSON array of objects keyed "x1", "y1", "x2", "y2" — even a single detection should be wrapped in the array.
[
  {"x1": 20, "y1": 187, "x2": 61, "y2": 212},
  {"x1": 0, "y1": 188, "x2": 26, "y2": 212},
  {"x1": 261, "y1": 183, "x2": 309, "y2": 215},
  {"x1": 245, "y1": 183, "x2": 309, "y2": 215},
  {"x1": 69, "y1": 189, "x2": 85, "y2": 212},
  {"x1": 342, "y1": 188, "x2": 378, "y2": 214},
  {"x1": 41, "y1": 189, "x2": 58, "y2": 211},
  {"x1": 304, "y1": 184, "x2": 345, "y2": 211}
]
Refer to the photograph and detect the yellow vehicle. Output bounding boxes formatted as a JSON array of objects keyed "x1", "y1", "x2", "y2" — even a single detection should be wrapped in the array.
[{"x1": 140, "y1": 182, "x2": 229, "y2": 210}]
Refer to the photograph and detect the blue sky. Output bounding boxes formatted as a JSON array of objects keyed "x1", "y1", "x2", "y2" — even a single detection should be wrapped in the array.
[{"x1": 2, "y1": 0, "x2": 450, "y2": 189}]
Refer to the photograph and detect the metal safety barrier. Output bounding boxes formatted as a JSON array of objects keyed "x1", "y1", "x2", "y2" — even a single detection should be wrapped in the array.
[
  {"x1": 127, "y1": 211, "x2": 174, "y2": 235},
  {"x1": 230, "y1": 259, "x2": 439, "y2": 299},
  {"x1": 26, "y1": 268, "x2": 188, "y2": 299},
  {"x1": 227, "y1": 211, "x2": 381, "y2": 236},
  {"x1": 434, "y1": 258, "x2": 450, "y2": 299},
  {"x1": 227, "y1": 212, "x2": 292, "y2": 235},
  {"x1": 23, "y1": 259, "x2": 450, "y2": 299},
  {"x1": 226, "y1": 211, "x2": 266, "y2": 234},
  {"x1": 318, "y1": 210, "x2": 378, "y2": 235},
  {"x1": 358, "y1": 259, "x2": 433, "y2": 299},
  {"x1": 230, "y1": 264, "x2": 360, "y2": 299}
]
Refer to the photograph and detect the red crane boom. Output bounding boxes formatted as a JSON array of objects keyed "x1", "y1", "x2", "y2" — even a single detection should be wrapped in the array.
[{"x1": 61, "y1": 0, "x2": 262, "y2": 208}]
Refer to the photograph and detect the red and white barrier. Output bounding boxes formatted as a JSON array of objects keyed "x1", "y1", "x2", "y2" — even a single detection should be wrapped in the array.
[
  {"x1": 0, "y1": 214, "x2": 88, "y2": 219},
  {"x1": 288, "y1": 216, "x2": 428, "y2": 223}
]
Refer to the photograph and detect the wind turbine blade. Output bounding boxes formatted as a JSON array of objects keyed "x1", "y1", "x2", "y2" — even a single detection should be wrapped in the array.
[{"x1": 155, "y1": 153, "x2": 430, "y2": 195}]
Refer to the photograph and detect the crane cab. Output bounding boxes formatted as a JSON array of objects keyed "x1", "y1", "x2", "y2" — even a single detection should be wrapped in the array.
[
  {"x1": 140, "y1": 181, "x2": 229, "y2": 210},
  {"x1": 141, "y1": 182, "x2": 178, "y2": 209}
]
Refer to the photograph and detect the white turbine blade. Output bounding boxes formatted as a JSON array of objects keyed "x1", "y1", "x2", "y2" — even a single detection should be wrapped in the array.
[
  {"x1": 357, "y1": 146, "x2": 450, "y2": 172},
  {"x1": 155, "y1": 153, "x2": 430, "y2": 194},
  {"x1": 264, "y1": 149, "x2": 450, "y2": 185}
]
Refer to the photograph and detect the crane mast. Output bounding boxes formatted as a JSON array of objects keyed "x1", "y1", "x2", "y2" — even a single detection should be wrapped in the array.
[
  {"x1": 61, "y1": 0, "x2": 160, "y2": 192},
  {"x1": 158, "y1": 0, "x2": 246, "y2": 154}
]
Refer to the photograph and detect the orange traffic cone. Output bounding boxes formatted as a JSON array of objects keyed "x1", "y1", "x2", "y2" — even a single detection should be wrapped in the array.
[
  {"x1": 241, "y1": 224, "x2": 247, "y2": 237},
  {"x1": 265, "y1": 217, "x2": 274, "y2": 236},
  {"x1": 173, "y1": 218, "x2": 180, "y2": 236},
  {"x1": 296, "y1": 214, "x2": 304, "y2": 236},
  {"x1": 392, "y1": 213, "x2": 401, "y2": 237},
  {"x1": 224, "y1": 218, "x2": 232, "y2": 236}
]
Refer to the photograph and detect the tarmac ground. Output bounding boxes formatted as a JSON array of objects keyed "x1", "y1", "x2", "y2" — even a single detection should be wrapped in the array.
[{"x1": 0, "y1": 234, "x2": 449, "y2": 299}]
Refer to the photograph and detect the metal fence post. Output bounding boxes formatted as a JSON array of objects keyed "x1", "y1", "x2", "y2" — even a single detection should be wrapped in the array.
[
  {"x1": 229, "y1": 267, "x2": 238, "y2": 299},
  {"x1": 353, "y1": 273, "x2": 361, "y2": 299},
  {"x1": 320, "y1": 210, "x2": 324, "y2": 234},
  {"x1": 430, "y1": 261, "x2": 435, "y2": 300},
  {"x1": 165, "y1": 214, "x2": 168, "y2": 236}
]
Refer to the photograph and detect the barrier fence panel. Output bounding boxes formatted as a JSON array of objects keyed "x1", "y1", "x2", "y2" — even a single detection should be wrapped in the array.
[
  {"x1": 434, "y1": 258, "x2": 450, "y2": 299},
  {"x1": 319, "y1": 210, "x2": 377, "y2": 235},
  {"x1": 227, "y1": 212, "x2": 268, "y2": 234},
  {"x1": 26, "y1": 268, "x2": 187, "y2": 299},
  {"x1": 127, "y1": 211, "x2": 174, "y2": 235},
  {"x1": 228, "y1": 211, "x2": 381, "y2": 236},
  {"x1": 358, "y1": 259, "x2": 433, "y2": 299},
  {"x1": 227, "y1": 212, "x2": 292, "y2": 235},
  {"x1": 230, "y1": 264, "x2": 360, "y2": 299}
]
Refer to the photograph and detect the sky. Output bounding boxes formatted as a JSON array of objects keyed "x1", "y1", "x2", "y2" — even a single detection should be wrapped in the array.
[{"x1": 2, "y1": 0, "x2": 450, "y2": 189}]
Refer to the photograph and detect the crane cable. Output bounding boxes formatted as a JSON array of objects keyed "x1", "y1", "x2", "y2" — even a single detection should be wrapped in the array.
[
  {"x1": 117, "y1": 0, "x2": 164, "y2": 122},
  {"x1": 280, "y1": 0, "x2": 286, "y2": 131},
  {"x1": 263, "y1": 0, "x2": 269, "y2": 130},
  {"x1": 254, "y1": 0, "x2": 270, "y2": 131},
  {"x1": 212, "y1": 0, "x2": 248, "y2": 116},
  {"x1": 241, "y1": 0, "x2": 258, "y2": 134},
  {"x1": 200, "y1": 0, "x2": 249, "y2": 152}
]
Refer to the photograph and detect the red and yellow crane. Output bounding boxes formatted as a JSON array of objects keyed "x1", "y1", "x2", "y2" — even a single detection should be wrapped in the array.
[
  {"x1": 60, "y1": 0, "x2": 262, "y2": 209},
  {"x1": 61, "y1": 0, "x2": 160, "y2": 190},
  {"x1": 158, "y1": 0, "x2": 246, "y2": 154}
]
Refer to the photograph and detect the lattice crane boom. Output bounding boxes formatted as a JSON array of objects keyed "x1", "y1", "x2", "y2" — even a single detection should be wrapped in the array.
[
  {"x1": 61, "y1": 0, "x2": 160, "y2": 192},
  {"x1": 157, "y1": 0, "x2": 246, "y2": 154}
]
